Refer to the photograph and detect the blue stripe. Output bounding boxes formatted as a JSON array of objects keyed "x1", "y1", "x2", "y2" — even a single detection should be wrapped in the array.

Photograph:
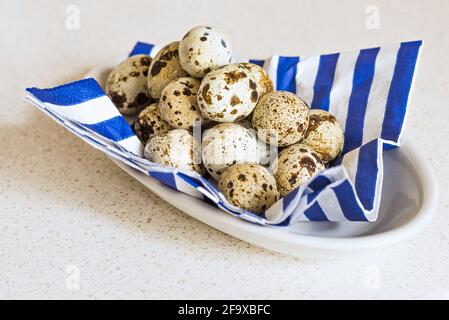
[
  {"x1": 83, "y1": 116, "x2": 134, "y2": 141},
  {"x1": 26, "y1": 78, "x2": 104, "y2": 106},
  {"x1": 311, "y1": 53, "x2": 339, "y2": 111},
  {"x1": 304, "y1": 202, "x2": 329, "y2": 221},
  {"x1": 332, "y1": 180, "x2": 368, "y2": 221},
  {"x1": 306, "y1": 175, "x2": 332, "y2": 203},
  {"x1": 342, "y1": 47, "x2": 380, "y2": 154},
  {"x1": 276, "y1": 56, "x2": 300, "y2": 93},
  {"x1": 203, "y1": 195, "x2": 219, "y2": 207},
  {"x1": 249, "y1": 59, "x2": 264, "y2": 67},
  {"x1": 383, "y1": 143, "x2": 397, "y2": 151},
  {"x1": 331, "y1": 155, "x2": 344, "y2": 166},
  {"x1": 306, "y1": 187, "x2": 327, "y2": 203},
  {"x1": 275, "y1": 215, "x2": 292, "y2": 227},
  {"x1": 306, "y1": 189, "x2": 322, "y2": 203},
  {"x1": 282, "y1": 187, "x2": 300, "y2": 210},
  {"x1": 129, "y1": 42, "x2": 155, "y2": 56},
  {"x1": 355, "y1": 139, "x2": 379, "y2": 210},
  {"x1": 149, "y1": 171, "x2": 177, "y2": 190},
  {"x1": 381, "y1": 41, "x2": 422, "y2": 143},
  {"x1": 308, "y1": 175, "x2": 332, "y2": 192}
]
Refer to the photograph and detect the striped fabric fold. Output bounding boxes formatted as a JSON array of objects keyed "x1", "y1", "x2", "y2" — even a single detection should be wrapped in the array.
[
  {"x1": 26, "y1": 79, "x2": 143, "y2": 156},
  {"x1": 25, "y1": 40, "x2": 422, "y2": 223}
]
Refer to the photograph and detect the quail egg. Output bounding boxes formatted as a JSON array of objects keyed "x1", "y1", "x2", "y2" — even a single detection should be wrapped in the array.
[
  {"x1": 179, "y1": 25, "x2": 232, "y2": 78},
  {"x1": 218, "y1": 164, "x2": 280, "y2": 214},
  {"x1": 159, "y1": 77, "x2": 204, "y2": 129},
  {"x1": 144, "y1": 129, "x2": 205, "y2": 174},
  {"x1": 132, "y1": 103, "x2": 171, "y2": 144},
  {"x1": 147, "y1": 41, "x2": 189, "y2": 100},
  {"x1": 252, "y1": 91, "x2": 309, "y2": 147},
  {"x1": 241, "y1": 62, "x2": 273, "y2": 98},
  {"x1": 106, "y1": 54, "x2": 152, "y2": 115},
  {"x1": 198, "y1": 63, "x2": 258, "y2": 122},
  {"x1": 202, "y1": 123, "x2": 259, "y2": 180},
  {"x1": 303, "y1": 109, "x2": 345, "y2": 162},
  {"x1": 273, "y1": 143, "x2": 325, "y2": 197}
]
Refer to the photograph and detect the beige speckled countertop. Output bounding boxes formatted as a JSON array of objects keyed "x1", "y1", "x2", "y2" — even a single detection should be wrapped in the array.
[{"x1": 1, "y1": 0, "x2": 448, "y2": 299}]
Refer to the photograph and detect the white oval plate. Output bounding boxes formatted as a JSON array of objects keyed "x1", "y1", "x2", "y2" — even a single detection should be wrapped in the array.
[{"x1": 85, "y1": 56, "x2": 438, "y2": 258}]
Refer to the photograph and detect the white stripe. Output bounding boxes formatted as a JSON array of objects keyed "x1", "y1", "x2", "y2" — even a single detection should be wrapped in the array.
[
  {"x1": 297, "y1": 212, "x2": 310, "y2": 222},
  {"x1": 43, "y1": 96, "x2": 120, "y2": 124},
  {"x1": 315, "y1": 188, "x2": 348, "y2": 222},
  {"x1": 263, "y1": 55, "x2": 279, "y2": 89},
  {"x1": 174, "y1": 175, "x2": 204, "y2": 199},
  {"x1": 289, "y1": 196, "x2": 311, "y2": 222},
  {"x1": 265, "y1": 198, "x2": 284, "y2": 222},
  {"x1": 197, "y1": 186, "x2": 220, "y2": 203},
  {"x1": 328, "y1": 51, "x2": 360, "y2": 128},
  {"x1": 148, "y1": 45, "x2": 161, "y2": 58},
  {"x1": 44, "y1": 101, "x2": 142, "y2": 157},
  {"x1": 361, "y1": 44, "x2": 400, "y2": 146},
  {"x1": 295, "y1": 55, "x2": 320, "y2": 106},
  {"x1": 341, "y1": 146, "x2": 360, "y2": 182},
  {"x1": 117, "y1": 136, "x2": 143, "y2": 157},
  {"x1": 233, "y1": 57, "x2": 249, "y2": 63},
  {"x1": 394, "y1": 44, "x2": 423, "y2": 146}
]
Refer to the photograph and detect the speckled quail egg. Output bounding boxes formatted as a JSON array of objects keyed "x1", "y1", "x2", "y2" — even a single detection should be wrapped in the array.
[
  {"x1": 202, "y1": 123, "x2": 259, "y2": 180},
  {"x1": 132, "y1": 103, "x2": 171, "y2": 144},
  {"x1": 241, "y1": 62, "x2": 273, "y2": 98},
  {"x1": 218, "y1": 164, "x2": 280, "y2": 214},
  {"x1": 179, "y1": 25, "x2": 232, "y2": 78},
  {"x1": 236, "y1": 117, "x2": 275, "y2": 165},
  {"x1": 303, "y1": 109, "x2": 345, "y2": 162},
  {"x1": 159, "y1": 77, "x2": 204, "y2": 129},
  {"x1": 144, "y1": 129, "x2": 205, "y2": 174},
  {"x1": 198, "y1": 63, "x2": 259, "y2": 122},
  {"x1": 147, "y1": 41, "x2": 189, "y2": 100},
  {"x1": 273, "y1": 144, "x2": 325, "y2": 197},
  {"x1": 252, "y1": 91, "x2": 309, "y2": 147},
  {"x1": 106, "y1": 54, "x2": 153, "y2": 115}
]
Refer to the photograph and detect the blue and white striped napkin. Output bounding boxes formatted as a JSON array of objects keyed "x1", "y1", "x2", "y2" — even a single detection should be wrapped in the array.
[{"x1": 25, "y1": 40, "x2": 422, "y2": 224}]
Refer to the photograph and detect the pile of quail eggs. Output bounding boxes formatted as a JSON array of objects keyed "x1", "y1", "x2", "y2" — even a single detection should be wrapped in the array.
[{"x1": 106, "y1": 26, "x2": 345, "y2": 214}]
